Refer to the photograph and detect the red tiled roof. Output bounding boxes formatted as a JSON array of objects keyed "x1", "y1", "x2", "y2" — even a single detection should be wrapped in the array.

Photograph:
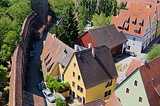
[
  {"x1": 111, "y1": 9, "x2": 150, "y2": 37},
  {"x1": 125, "y1": 59, "x2": 141, "y2": 76},
  {"x1": 117, "y1": 0, "x2": 160, "y2": 21},
  {"x1": 80, "y1": 98, "x2": 105, "y2": 106},
  {"x1": 105, "y1": 92, "x2": 122, "y2": 106},
  {"x1": 139, "y1": 56, "x2": 160, "y2": 106}
]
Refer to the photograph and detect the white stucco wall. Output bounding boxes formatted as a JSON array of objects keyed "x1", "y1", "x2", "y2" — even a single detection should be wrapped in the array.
[{"x1": 125, "y1": 34, "x2": 143, "y2": 52}]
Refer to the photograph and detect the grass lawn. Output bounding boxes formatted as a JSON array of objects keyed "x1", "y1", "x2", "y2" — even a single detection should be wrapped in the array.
[{"x1": 116, "y1": 64, "x2": 122, "y2": 72}]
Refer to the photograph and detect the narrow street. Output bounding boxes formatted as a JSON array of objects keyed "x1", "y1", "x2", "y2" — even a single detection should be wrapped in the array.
[{"x1": 25, "y1": 24, "x2": 56, "y2": 106}]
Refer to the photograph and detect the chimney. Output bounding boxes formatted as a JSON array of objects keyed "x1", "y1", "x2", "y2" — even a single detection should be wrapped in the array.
[
  {"x1": 52, "y1": 34, "x2": 56, "y2": 38},
  {"x1": 88, "y1": 43, "x2": 92, "y2": 48},
  {"x1": 92, "y1": 46, "x2": 95, "y2": 58},
  {"x1": 74, "y1": 44, "x2": 78, "y2": 51},
  {"x1": 146, "y1": 4, "x2": 151, "y2": 8}
]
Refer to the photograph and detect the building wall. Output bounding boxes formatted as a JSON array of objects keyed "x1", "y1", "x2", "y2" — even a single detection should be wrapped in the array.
[
  {"x1": 64, "y1": 55, "x2": 86, "y2": 104},
  {"x1": 111, "y1": 44, "x2": 123, "y2": 57},
  {"x1": 58, "y1": 64, "x2": 65, "y2": 81},
  {"x1": 156, "y1": 21, "x2": 160, "y2": 37},
  {"x1": 150, "y1": 9, "x2": 157, "y2": 41},
  {"x1": 86, "y1": 78, "x2": 117, "y2": 103},
  {"x1": 50, "y1": 63, "x2": 59, "y2": 79},
  {"x1": 74, "y1": 32, "x2": 97, "y2": 48},
  {"x1": 125, "y1": 34, "x2": 143, "y2": 52},
  {"x1": 115, "y1": 69, "x2": 149, "y2": 106}
]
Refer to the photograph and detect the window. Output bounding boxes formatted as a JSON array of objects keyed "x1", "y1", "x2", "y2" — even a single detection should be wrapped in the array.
[
  {"x1": 104, "y1": 90, "x2": 111, "y2": 97},
  {"x1": 126, "y1": 88, "x2": 129, "y2": 94},
  {"x1": 133, "y1": 38, "x2": 136, "y2": 41},
  {"x1": 77, "y1": 85, "x2": 80, "y2": 91},
  {"x1": 134, "y1": 80, "x2": 138, "y2": 87},
  {"x1": 77, "y1": 95, "x2": 82, "y2": 103},
  {"x1": 74, "y1": 63, "x2": 76, "y2": 68},
  {"x1": 80, "y1": 88, "x2": 83, "y2": 93},
  {"x1": 138, "y1": 97, "x2": 143, "y2": 103},
  {"x1": 105, "y1": 80, "x2": 112, "y2": 88},
  {"x1": 83, "y1": 97, "x2": 85, "y2": 104},
  {"x1": 44, "y1": 53, "x2": 50, "y2": 61},
  {"x1": 61, "y1": 65, "x2": 65, "y2": 69},
  {"x1": 73, "y1": 72, "x2": 75, "y2": 77},
  {"x1": 78, "y1": 75, "x2": 80, "y2": 81},
  {"x1": 69, "y1": 89, "x2": 72, "y2": 95},
  {"x1": 62, "y1": 73, "x2": 64, "y2": 81},
  {"x1": 72, "y1": 81, "x2": 75, "y2": 87}
]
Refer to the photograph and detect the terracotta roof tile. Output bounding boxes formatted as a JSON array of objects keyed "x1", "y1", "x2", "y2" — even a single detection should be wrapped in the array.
[
  {"x1": 75, "y1": 45, "x2": 118, "y2": 89},
  {"x1": 41, "y1": 32, "x2": 75, "y2": 78},
  {"x1": 139, "y1": 56, "x2": 160, "y2": 106},
  {"x1": 80, "y1": 98, "x2": 106, "y2": 106},
  {"x1": 125, "y1": 59, "x2": 141, "y2": 76},
  {"x1": 105, "y1": 92, "x2": 122, "y2": 106},
  {"x1": 111, "y1": 9, "x2": 150, "y2": 37}
]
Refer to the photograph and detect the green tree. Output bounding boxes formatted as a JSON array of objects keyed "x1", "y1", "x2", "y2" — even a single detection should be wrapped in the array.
[
  {"x1": 92, "y1": 12, "x2": 113, "y2": 28},
  {"x1": 110, "y1": 5, "x2": 116, "y2": 16},
  {"x1": 7, "y1": 1, "x2": 32, "y2": 23},
  {"x1": 106, "y1": 0, "x2": 112, "y2": 16},
  {"x1": 119, "y1": 1, "x2": 125, "y2": 10},
  {"x1": 98, "y1": 0, "x2": 106, "y2": 14},
  {"x1": 62, "y1": 5, "x2": 79, "y2": 47},
  {"x1": 0, "y1": 65, "x2": 7, "y2": 83},
  {"x1": 55, "y1": 98, "x2": 65, "y2": 106},
  {"x1": 78, "y1": 6, "x2": 89, "y2": 34},
  {"x1": 0, "y1": 44, "x2": 12, "y2": 63},
  {"x1": 48, "y1": 0, "x2": 74, "y2": 18},
  {"x1": 145, "y1": 44, "x2": 160, "y2": 62}
]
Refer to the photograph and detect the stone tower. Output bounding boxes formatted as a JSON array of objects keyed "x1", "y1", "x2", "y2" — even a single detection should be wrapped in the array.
[{"x1": 31, "y1": 0, "x2": 48, "y2": 25}]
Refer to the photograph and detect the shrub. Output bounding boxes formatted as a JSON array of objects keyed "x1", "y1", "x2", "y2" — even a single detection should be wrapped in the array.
[{"x1": 55, "y1": 98, "x2": 65, "y2": 106}]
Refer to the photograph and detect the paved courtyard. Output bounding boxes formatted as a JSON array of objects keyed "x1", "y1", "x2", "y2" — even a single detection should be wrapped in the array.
[{"x1": 115, "y1": 50, "x2": 147, "y2": 84}]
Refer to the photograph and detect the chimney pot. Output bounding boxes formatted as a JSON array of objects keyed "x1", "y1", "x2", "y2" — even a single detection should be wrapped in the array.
[
  {"x1": 74, "y1": 44, "x2": 78, "y2": 51},
  {"x1": 88, "y1": 43, "x2": 92, "y2": 48},
  {"x1": 92, "y1": 46, "x2": 95, "y2": 58},
  {"x1": 52, "y1": 34, "x2": 56, "y2": 38}
]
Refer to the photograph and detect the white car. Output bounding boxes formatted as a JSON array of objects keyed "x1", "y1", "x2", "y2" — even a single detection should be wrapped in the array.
[
  {"x1": 87, "y1": 22, "x2": 92, "y2": 27},
  {"x1": 42, "y1": 89, "x2": 55, "y2": 102}
]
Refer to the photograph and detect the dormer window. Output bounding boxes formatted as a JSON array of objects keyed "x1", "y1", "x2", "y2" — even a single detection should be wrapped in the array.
[
  {"x1": 118, "y1": 26, "x2": 122, "y2": 29},
  {"x1": 125, "y1": 17, "x2": 130, "y2": 23},
  {"x1": 132, "y1": 18, "x2": 137, "y2": 25},
  {"x1": 64, "y1": 49, "x2": 67, "y2": 54},
  {"x1": 46, "y1": 57, "x2": 52, "y2": 65},
  {"x1": 118, "y1": 19, "x2": 124, "y2": 30},
  {"x1": 139, "y1": 19, "x2": 144, "y2": 26},
  {"x1": 134, "y1": 27, "x2": 141, "y2": 34}
]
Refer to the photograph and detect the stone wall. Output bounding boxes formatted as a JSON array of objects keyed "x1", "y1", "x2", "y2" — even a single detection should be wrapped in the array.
[{"x1": 9, "y1": 12, "x2": 36, "y2": 106}]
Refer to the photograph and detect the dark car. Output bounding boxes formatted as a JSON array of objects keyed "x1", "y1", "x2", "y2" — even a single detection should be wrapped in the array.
[{"x1": 37, "y1": 80, "x2": 44, "y2": 90}]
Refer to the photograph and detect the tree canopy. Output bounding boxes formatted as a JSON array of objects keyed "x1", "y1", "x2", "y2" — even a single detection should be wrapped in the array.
[
  {"x1": 92, "y1": 12, "x2": 113, "y2": 29},
  {"x1": 48, "y1": 0, "x2": 74, "y2": 18},
  {"x1": 55, "y1": 98, "x2": 65, "y2": 106},
  {"x1": 145, "y1": 44, "x2": 160, "y2": 62}
]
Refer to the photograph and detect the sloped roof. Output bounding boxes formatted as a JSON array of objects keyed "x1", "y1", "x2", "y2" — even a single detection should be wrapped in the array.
[
  {"x1": 22, "y1": 91, "x2": 45, "y2": 106},
  {"x1": 129, "y1": 2, "x2": 157, "y2": 25},
  {"x1": 105, "y1": 92, "x2": 122, "y2": 106},
  {"x1": 139, "y1": 56, "x2": 160, "y2": 106},
  {"x1": 125, "y1": 59, "x2": 141, "y2": 76},
  {"x1": 75, "y1": 45, "x2": 118, "y2": 89},
  {"x1": 87, "y1": 24, "x2": 127, "y2": 49},
  {"x1": 111, "y1": 9, "x2": 150, "y2": 37},
  {"x1": 41, "y1": 32, "x2": 75, "y2": 77},
  {"x1": 80, "y1": 98, "x2": 105, "y2": 106},
  {"x1": 117, "y1": 0, "x2": 160, "y2": 21}
]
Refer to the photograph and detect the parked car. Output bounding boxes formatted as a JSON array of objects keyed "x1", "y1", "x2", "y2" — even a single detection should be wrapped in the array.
[
  {"x1": 37, "y1": 80, "x2": 44, "y2": 90},
  {"x1": 126, "y1": 51, "x2": 136, "y2": 57},
  {"x1": 42, "y1": 89, "x2": 55, "y2": 103},
  {"x1": 30, "y1": 51, "x2": 34, "y2": 57}
]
